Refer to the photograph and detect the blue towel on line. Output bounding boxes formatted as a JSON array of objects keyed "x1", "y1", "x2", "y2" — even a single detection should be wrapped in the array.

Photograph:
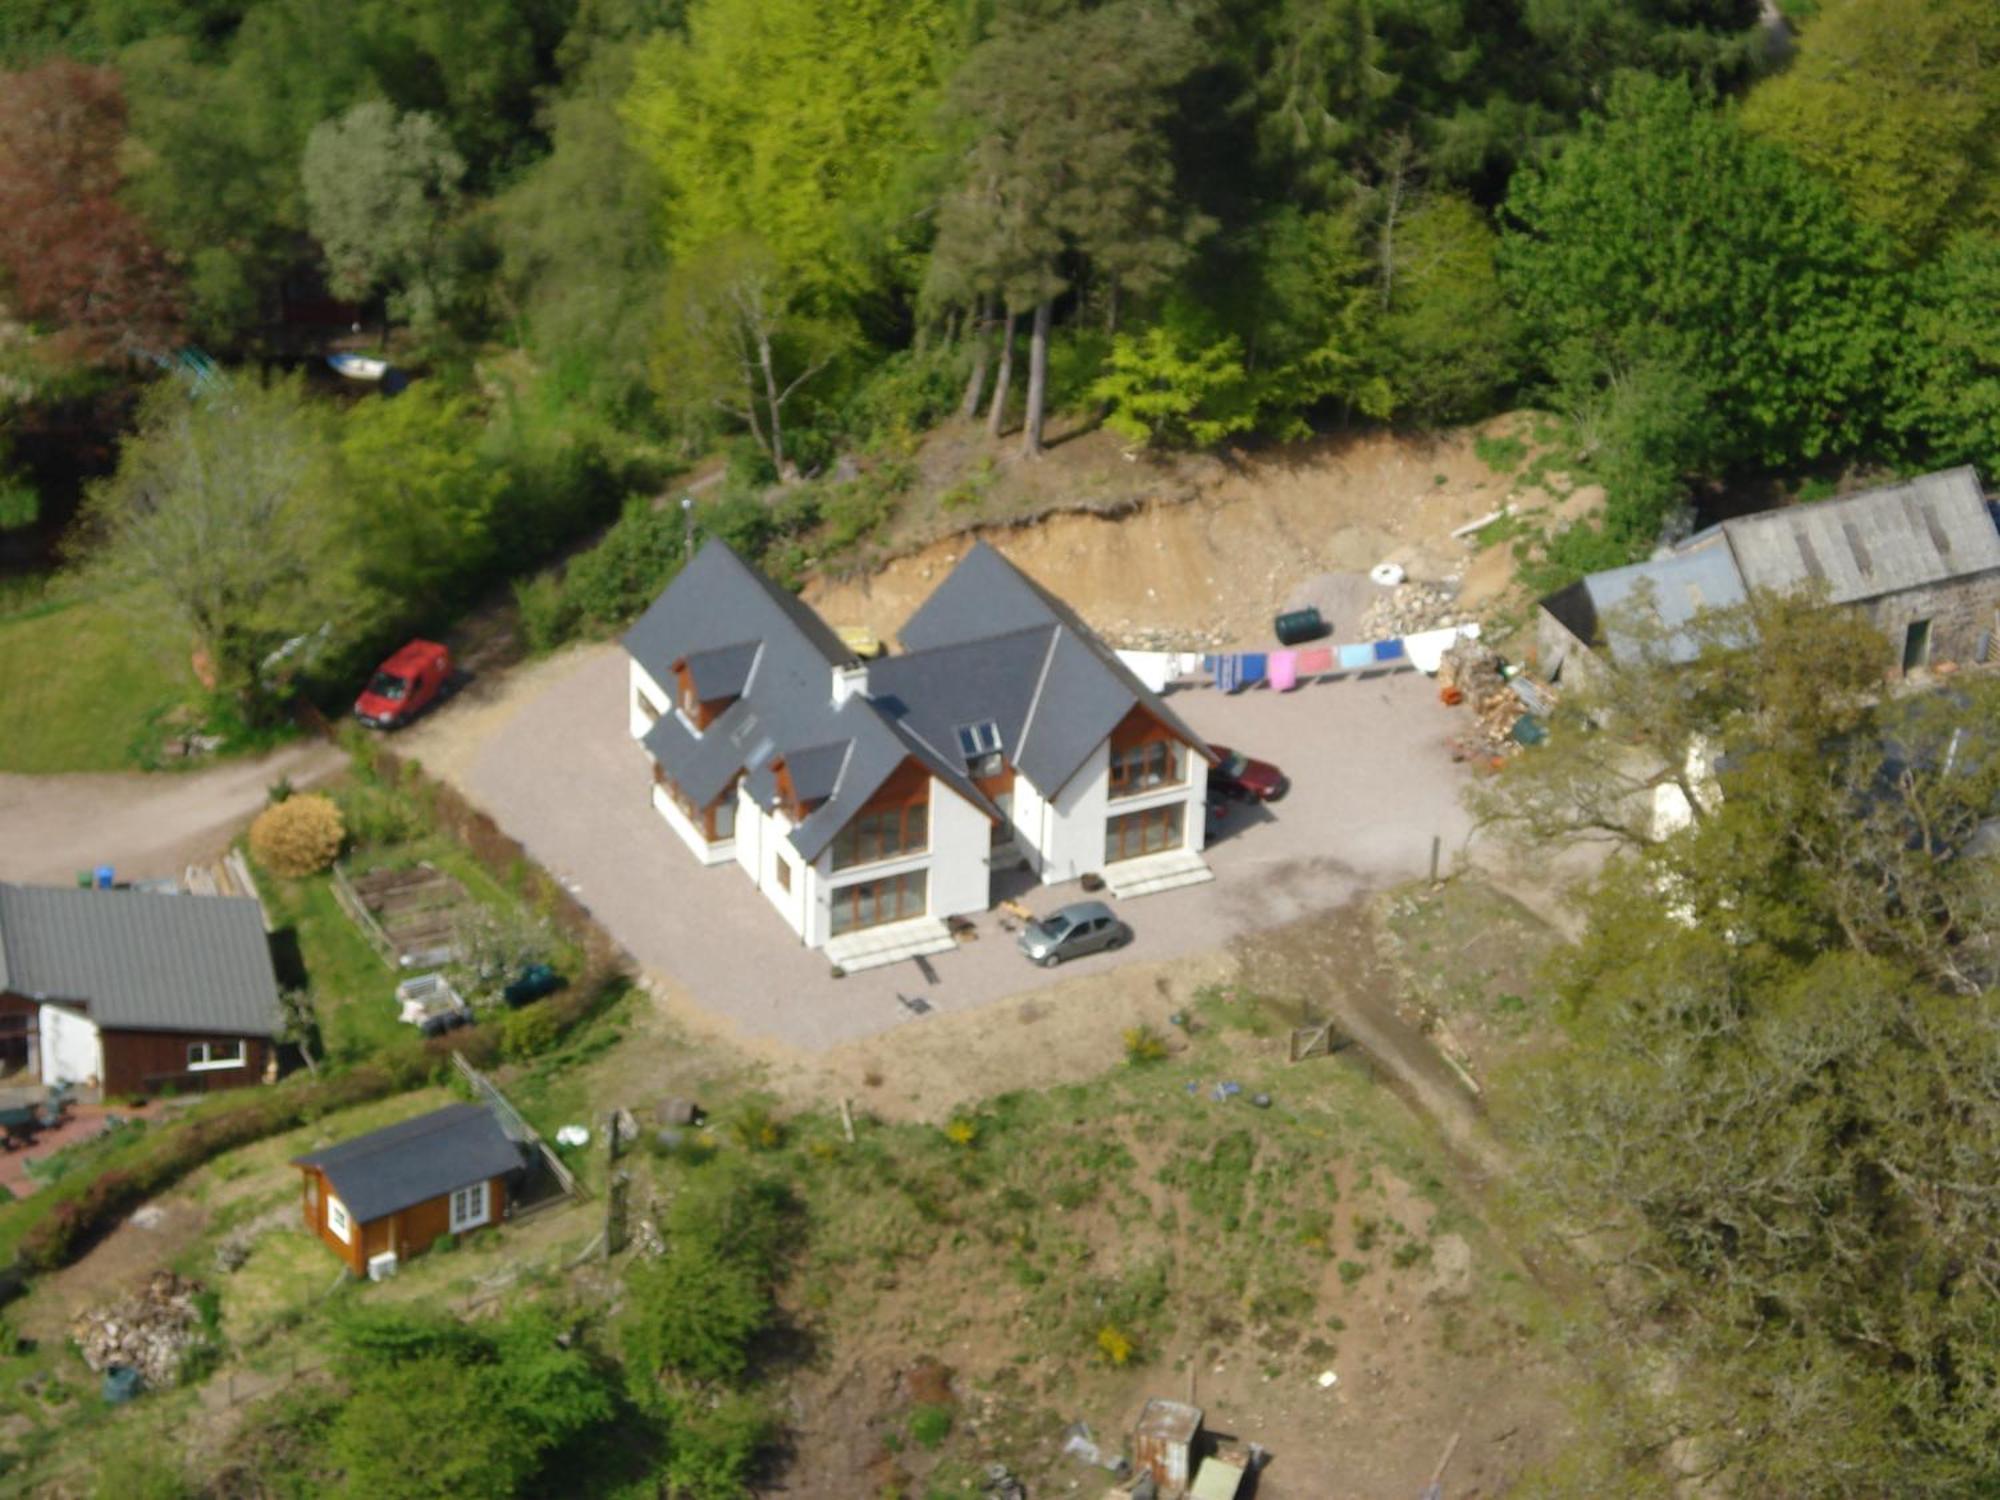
[
  {"x1": 1237, "y1": 653, "x2": 1268, "y2": 689},
  {"x1": 1373, "y1": 639, "x2": 1406, "y2": 663}
]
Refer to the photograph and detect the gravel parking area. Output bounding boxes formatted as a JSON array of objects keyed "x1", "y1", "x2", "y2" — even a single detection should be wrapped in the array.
[{"x1": 451, "y1": 644, "x2": 1471, "y2": 1052}]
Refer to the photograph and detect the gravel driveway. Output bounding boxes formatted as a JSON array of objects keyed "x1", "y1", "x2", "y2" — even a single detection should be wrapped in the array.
[
  {"x1": 451, "y1": 644, "x2": 1471, "y2": 1052},
  {"x1": 0, "y1": 739, "x2": 347, "y2": 885}
]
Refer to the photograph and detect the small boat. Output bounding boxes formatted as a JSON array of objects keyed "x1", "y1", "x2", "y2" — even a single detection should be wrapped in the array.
[{"x1": 327, "y1": 353, "x2": 391, "y2": 381}]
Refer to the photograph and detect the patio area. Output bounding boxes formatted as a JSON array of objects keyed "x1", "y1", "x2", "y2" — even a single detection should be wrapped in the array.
[{"x1": 453, "y1": 643, "x2": 1474, "y2": 1053}]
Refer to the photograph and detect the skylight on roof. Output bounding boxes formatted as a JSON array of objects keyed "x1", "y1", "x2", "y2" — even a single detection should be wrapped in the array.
[{"x1": 955, "y1": 721, "x2": 1002, "y2": 758}]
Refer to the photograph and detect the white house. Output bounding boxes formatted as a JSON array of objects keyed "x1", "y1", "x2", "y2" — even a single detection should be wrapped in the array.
[{"x1": 622, "y1": 540, "x2": 1217, "y2": 973}]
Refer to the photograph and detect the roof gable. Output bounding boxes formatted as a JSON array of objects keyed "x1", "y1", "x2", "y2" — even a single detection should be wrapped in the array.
[
  {"x1": 293, "y1": 1103, "x2": 523, "y2": 1223},
  {"x1": 0, "y1": 884, "x2": 282, "y2": 1036},
  {"x1": 892, "y1": 542, "x2": 1213, "y2": 789}
]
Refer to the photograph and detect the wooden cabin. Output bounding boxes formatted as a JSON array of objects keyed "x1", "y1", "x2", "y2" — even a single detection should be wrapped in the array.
[{"x1": 292, "y1": 1103, "x2": 525, "y2": 1277}]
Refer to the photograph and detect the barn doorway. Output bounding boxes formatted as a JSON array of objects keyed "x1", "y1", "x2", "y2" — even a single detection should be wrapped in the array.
[{"x1": 1903, "y1": 619, "x2": 1933, "y2": 673}]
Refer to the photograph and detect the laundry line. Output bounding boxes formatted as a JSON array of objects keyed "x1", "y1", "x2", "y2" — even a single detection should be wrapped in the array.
[{"x1": 1116, "y1": 624, "x2": 1480, "y2": 696}]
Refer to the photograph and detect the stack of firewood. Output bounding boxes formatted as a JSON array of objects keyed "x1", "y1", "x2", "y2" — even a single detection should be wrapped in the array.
[{"x1": 73, "y1": 1271, "x2": 203, "y2": 1388}]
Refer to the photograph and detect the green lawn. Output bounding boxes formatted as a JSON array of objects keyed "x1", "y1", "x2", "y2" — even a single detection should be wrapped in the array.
[{"x1": 0, "y1": 593, "x2": 196, "y2": 772}]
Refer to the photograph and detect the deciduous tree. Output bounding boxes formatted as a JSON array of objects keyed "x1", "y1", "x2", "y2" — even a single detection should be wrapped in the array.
[{"x1": 0, "y1": 59, "x2": 181, "y2": 362}]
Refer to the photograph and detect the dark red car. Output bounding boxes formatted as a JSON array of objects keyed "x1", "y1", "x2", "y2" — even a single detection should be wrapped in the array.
[
  {"x1": 1208, "y1": 744, "x2": 1289, "y2": 802},
  {"x1": 354, "y1": 639, "x2": 452, "y2": 729}
]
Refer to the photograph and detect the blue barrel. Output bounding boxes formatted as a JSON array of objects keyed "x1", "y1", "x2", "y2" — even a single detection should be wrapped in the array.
[{"x1": 93, "y1": 865, "x2": 115, "y2": 890}]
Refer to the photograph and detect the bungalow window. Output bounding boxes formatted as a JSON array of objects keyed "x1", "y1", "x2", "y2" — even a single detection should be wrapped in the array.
[
  {"x1": 830, "y1": 802, "x2": 928, "y2": 871},
  {"x1": 327, "y1": 1194, "x2": 353, "y2": 1245},
  {"x1": 635, "y1": 687, "x2": 661, "y2": 725},
  {"x1": 1105, "y1": 803, "x2": 1184, "y2": 863},
  {"x1": 450, "y1": 1181, "x2": 490, "y2": 1233},
  {"x1": 1108, "y1": 739, "x2": 1184, "y2": 798},
  {"x1": 188, "y1": 1039, "x2": 246, "y2": 1071}
]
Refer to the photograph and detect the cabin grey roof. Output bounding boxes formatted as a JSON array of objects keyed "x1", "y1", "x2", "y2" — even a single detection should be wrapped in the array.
[
  {"x1": 626, "y1": 540, "x2": 994, "y2": 863},
  {"x1": 293, "y1": 1103, "x2": 524, "y2": 1223},
  {"x1": 891, "y1": 542, "x2": 1215, "y2": 789},
  {"x1": 0, "y1": 883, "x2": 282, "y2": 1037},
  {"x1": 866, "y1": 625, "x2": 1056, "y2": 780},
  {"x1": 1543, "y1": 539, "x2": 1749, "y2": 666},
  {"x1": 1719, "y1": 466, "x2": 2000, "y2": 604}
]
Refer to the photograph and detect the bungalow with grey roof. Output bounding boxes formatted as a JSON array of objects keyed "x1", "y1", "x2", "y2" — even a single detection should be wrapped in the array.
[
  {"x1": 623, "y1": 540, "x2": 1218, "y2": 972},
  {"x1": 0, "y1": 882, "x2": 283, "y2": 1097}
]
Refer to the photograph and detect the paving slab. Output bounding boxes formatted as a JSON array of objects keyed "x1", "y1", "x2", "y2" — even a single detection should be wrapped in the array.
[{"x1": 460, "y1": 644, "x2": 1473, "y2": 1053}]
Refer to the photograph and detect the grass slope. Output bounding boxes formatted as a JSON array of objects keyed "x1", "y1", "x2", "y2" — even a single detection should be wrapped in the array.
[{"x1": 0, "y1": 595, "x2": 195, "y2": 773}]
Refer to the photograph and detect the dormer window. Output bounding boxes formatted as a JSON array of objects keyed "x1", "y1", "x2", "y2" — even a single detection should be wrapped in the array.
[{"x1": 956, "y1": 720, "x2": 1004, "y2": 778}]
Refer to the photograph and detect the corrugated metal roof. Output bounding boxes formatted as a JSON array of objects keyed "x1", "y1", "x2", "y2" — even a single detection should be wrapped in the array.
[
  {"x1": 1581, "y1": 539, "x2": 1750, "y2": 665},
  {"x1": 0, "y1": 883, "x2": 282, "y2": 1036},
  {"x1": 293, "y1": 1103, "x2": 524, "y2": 1224},
  {"x1": 1721, "y1": 466, "x2": 2000, "y2": 604}
]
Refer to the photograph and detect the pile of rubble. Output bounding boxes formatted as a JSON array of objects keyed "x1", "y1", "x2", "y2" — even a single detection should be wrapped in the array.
[
  {"x1": 72, "y1": 1271, "x2": 205, "y2": 1389},
  {"x1": 1359, "y1": 579, "x2": 1467, "y2": 639},
  {"x1": 1104, "y1": 620, "x2": 1230, "y2": 652}
]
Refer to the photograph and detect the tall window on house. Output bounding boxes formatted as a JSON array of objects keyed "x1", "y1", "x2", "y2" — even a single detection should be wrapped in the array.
[
  {"x1": 830, "y1": 800, "x2": 929, "y2": 870},
  {"x1": 710, "y1": 791, "x2": 737, "y2": 841},
  {"x1": 635, "y1": 687, "x2": 661, "y2": 725},
  {"x1": 990, "y1": 789, "x2": 1014, "y2": 848},
  {"x1": 326, "y1": 1194, "x2": 352, "y2": 1244},
  {"x1": 830, "y1": 870, "x2": 929, "y2": 935},
  {"x1": 1108, "y1": 738, "x2": 1184, "y2": 798},
  {"x1": 1105, "y1": 803, "x2": 1183, "y2": 863},
  {"x1": 187, "y1": 1039, "x2": 246, "y2": 1071}
]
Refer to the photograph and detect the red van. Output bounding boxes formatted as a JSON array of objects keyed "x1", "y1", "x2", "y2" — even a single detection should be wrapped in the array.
[{"x1": 354, "y1": 640, "x2": 451, "y2": 729}]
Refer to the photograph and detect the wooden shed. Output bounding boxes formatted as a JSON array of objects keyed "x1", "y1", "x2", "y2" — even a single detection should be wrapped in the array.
[{"x1": 292, "y1": 1103, "x2": 525, "y2": 1277}]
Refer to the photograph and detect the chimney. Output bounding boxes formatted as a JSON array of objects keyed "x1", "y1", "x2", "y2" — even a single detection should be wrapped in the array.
[{"x1": 832, "y1": 662, "x2": 869, "y2": 706}]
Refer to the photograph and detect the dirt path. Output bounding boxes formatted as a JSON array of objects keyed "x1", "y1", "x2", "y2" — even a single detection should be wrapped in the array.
[{"x1": 0, "y1": 738, "x2": 346, "y2": 884}]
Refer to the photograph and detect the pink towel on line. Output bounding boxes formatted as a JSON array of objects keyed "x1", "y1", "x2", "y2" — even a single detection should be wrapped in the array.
[
  {"x1": 1268, "y1": 649, "x2": 1299, "y2": 691},
  {"x1": 1295, "y1": 646, "x2": 1335, "y2": 675}
]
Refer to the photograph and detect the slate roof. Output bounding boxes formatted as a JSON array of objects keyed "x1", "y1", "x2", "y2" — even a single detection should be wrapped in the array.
[
  {"x1": 891, "y1": 542, "x2": 1215, "y2": 790},
  {"x1": 684, "y1": 641, "x2": 761, "y2": 700},
  {"x1": 1543, "y1": 537, "x2": 1750, "y2": 666},
  {"x1": 1719, "y1": 466, "x2": 2000, "y2": 604},
  {"x1": 624, "y1": 540, "x2": 996, "y2": 864},
  {"x1": 293, "y1": 1103, "x2": 524, "y2": 1224},
  {"x1": 0, "y1": 883, "x2": 282, "y2": 1037}
]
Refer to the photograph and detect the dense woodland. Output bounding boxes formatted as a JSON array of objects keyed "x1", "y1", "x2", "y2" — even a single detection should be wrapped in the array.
[
  {"x1": 6, "y1": 0, "x2": 2000, "y2": 1492},
  {"x1": 2, "y1": 0, "x2": 1999, "y2": 679}
]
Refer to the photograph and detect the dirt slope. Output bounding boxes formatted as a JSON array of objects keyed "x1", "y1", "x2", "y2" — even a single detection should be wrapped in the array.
[{"x1": 805, "y1": 424, "x2": 1525, "y2": 649}]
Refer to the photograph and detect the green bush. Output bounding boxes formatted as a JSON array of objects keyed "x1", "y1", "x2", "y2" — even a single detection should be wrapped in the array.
[
  {"x1": 660, "y1": 1391, "x2": 775, "y2": 1500},
  {"x1": 622, "y1": 1240, "x2": 773, "y2": 1391},
  {"x1": 500, "y1": 1003, "x2": 560, "y2": 1062},
  {"x1": 1091, "y1": 325, "x2": 1256, "y2": 449},
  {"x1": 842, "y1": 345, "x2": 964, "y2": 446}
]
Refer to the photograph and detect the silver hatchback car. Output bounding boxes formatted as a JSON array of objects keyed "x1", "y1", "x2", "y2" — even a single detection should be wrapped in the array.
[{"x1": 1016, "y1": 900, "x2": 1131, "y2": 967}]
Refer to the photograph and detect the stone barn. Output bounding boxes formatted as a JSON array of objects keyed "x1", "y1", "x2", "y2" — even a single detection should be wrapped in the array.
[{"x1": 1538, "y1": 466, "x2": 2000, "y2": 682}]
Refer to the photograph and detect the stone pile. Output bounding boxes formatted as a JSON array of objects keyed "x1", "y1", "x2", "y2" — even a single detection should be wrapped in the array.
[
  {"x1": 73, "y1": 1271, "x2": 203, "y2": 1388},
  {"x1": 1103, "y1": 620, "x2": 1230, "y2": 652},
  {"x1": 1359, "y1": 579, "x2": 1466, "y2": 639}
]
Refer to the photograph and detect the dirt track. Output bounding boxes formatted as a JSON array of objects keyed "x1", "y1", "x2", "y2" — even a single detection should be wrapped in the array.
[{"x1": 0, "y1": 739, "x2": 346, "y2": 883}]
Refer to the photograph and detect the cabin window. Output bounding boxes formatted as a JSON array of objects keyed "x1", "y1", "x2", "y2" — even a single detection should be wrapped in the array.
[
  {"x1": 327, "y1": 1194, "x2": 352, "y2": 1244},
  {"x1": 830, "y1": 802, "x2": 928, "y2": 871},
  {"x1": 187, "y1": 1039, "x2": 246, "y2": 1071},
  {"x1": 1108, "y1": 739, "x2": 1184, "y2": 798},
  {"x1": 450, "y1": 1181, "x2": 490, "y2": 1233}
]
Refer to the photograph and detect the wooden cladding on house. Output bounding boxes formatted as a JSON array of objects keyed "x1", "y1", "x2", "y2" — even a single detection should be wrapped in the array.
[
  {"x1": 830, "y1": 758, "x2": 931, "y2": 871},
  {"x1": 655, "y1": 765, "x2": 737, "y2": 842},
  {"x1": 1107, "y1": 705, "x2": 1188, "y2": 799}
]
